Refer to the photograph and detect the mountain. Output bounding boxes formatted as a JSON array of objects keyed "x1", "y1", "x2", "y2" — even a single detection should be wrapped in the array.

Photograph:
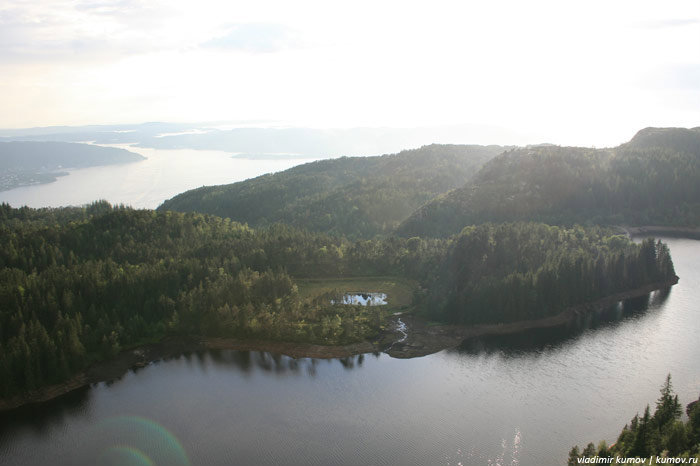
[
  {"x1": 1, "y1": 123, "x2": 526, "y2": 158},
  {"x1": 0, "y1": 141, "x2": 145, "y2": 191},
  {"x1": 159, "y1": 144, "x2": 507, "y2": 238},
  {"x1": 397, "y1": 127, "x2": 700, "y2": 237}
]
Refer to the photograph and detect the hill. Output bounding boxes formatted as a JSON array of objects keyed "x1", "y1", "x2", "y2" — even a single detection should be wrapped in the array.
[
  {"x1": 398, "y1": 127, "x2": 700, "y2": 237},
  {"x1": 0, "y1": 141, "x2": 144, "y2": 191},
  {"x1": 159, "y1": 144, "x2": 506, "y2": 238}
]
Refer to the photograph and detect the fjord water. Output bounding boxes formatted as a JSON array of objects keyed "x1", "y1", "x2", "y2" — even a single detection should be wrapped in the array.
[
  {"x1": 1, "y1": 238, "x2": 699, "y2": 466},
  {"x1": 0, "y1": 145, "x2": 317, "y2": 209}
]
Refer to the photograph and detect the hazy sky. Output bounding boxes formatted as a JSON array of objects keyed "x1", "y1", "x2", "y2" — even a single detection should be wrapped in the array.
[{"x1": 1, "y1": 0, "x2": 699, "y2": 145}]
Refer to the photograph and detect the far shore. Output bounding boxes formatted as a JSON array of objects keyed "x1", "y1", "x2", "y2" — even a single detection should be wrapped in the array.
[
  {"x1": 0, "y1": 277, "x2": 679, "y2": 412},
  {"x1": 618, "y1": 225, "x2": 700, "y2": 239}
]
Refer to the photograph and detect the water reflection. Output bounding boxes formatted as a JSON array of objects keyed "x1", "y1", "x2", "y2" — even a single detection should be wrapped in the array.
[
  {"x1": 0, "y1": 386, "x2": 91, "y2": 446},
  {"x1": 456, "y1": 287, "x2": 672, "y2": 355},
  {"x1": 203, "y1": 350, "x2": 367, "y2": 375}
]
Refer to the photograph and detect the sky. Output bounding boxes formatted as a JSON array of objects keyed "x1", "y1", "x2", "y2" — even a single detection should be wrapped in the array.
[{"x1": 1, "y1": 0, "x2": 699, "y2": 146}]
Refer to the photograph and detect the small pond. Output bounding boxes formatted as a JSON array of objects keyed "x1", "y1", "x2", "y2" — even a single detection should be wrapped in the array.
[{"x1": 333, "y1": 292, "x2": 387, "y2": 306}]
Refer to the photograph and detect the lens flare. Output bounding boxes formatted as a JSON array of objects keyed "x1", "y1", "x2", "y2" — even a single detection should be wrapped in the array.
[
  {"x1": 94, "y1": 416, "x2": 190, "y2": 466},
  {"x1": 100, "y1": 446, "x2": 154, "y2": 466}
]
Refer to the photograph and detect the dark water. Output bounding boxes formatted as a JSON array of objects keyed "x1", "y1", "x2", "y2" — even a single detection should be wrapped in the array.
[{"x1": 1, "y1": 238, "x2": 699, "y2": 466}]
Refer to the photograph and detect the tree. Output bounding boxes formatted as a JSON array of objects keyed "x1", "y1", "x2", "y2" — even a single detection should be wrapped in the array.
[
  {"x1": 630, "y1": 405, "x2": 652, "y2": 458},
  {"x1": 582, "y1": 442, "x2": 597, "y2": 458},
  {"x1": 567, "y1": 446, "x2": 581, "y2": 466},
  {"x1": 654, "y1": 373, "x2": 682, "y2": 429}
]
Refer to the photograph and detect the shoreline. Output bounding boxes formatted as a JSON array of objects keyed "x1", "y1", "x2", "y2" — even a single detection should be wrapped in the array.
[
  {"x1": 0, "y1": 277, "x2": 678, "y2": 412},
  {"x1": 384, "y1": 277, "x2": 679, "y2": 358},
  {"x1": 0, "y1": 336, "x2": 389, "y2": 413},
  {"x1": 618, "y1": 225, "x2": 700, "y2": 239}
]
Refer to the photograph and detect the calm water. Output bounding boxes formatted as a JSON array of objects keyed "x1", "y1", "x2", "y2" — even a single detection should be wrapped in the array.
[
  {"x1": 1, "y1": 238, "x2": 699, "y2": 466},
  {"x1": 0, "y1": 145, "x2": 318, "y2": 209},
  {"x1": 337, "y1": 293, "x2": 388, "y2": 306}
]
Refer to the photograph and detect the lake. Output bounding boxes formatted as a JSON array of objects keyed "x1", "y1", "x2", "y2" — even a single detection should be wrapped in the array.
[
  {"x1": 1, "y1": 237, "x2": 699, "y2": 466},
  {"x1": 0, "y1": 145, "x2": 318, "y2": 209}
]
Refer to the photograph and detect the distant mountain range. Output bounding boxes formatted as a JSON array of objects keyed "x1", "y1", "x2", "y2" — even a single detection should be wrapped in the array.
[{"x1": 0, "y1": 122, "x2": 527, "y2": 159}]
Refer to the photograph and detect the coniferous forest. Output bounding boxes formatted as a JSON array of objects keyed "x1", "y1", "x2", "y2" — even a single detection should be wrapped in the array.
[
  {"x1": 398, "y1": 127, "x2": 700, "y2": 237},
  {"x1": 0, "y1": 201, "x2": 676, "y2": 398},
  {"x1": 159, "y1": 144, "x2": 506, "y2": 238},
  {"x1": 3, "y1": 2, "x2": 700, "y2": 463}
]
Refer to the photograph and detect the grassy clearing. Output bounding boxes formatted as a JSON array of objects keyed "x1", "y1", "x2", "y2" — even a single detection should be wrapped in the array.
[{"x1": 296, "y1": 276, "x2": 417, "y2": 311}]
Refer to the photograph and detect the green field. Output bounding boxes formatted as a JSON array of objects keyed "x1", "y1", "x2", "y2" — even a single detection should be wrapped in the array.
[{"x1": 296, "y1": 276, "x2": 417, "y2": 311}]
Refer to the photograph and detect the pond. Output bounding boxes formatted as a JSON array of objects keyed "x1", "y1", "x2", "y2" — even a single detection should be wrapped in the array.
[
  {"x1": 333, "y1": 292, "x2": 388, "y2": 306},
  {"x1": 1, "y1": 237, "x2": 699, "y2": 466}
]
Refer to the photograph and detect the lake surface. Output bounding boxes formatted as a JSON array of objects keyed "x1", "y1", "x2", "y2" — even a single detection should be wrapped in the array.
[
  {"x1": 0, "y1": 145, "x2": 318, "y2": 209},
  {"x1": 1, "y1": 237, "x2": 699, "y2": 466}
]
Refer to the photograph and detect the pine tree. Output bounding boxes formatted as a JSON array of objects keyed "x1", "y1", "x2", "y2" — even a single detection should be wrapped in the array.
[
  {"x1": 654, "y1": 373, "x2": 682, "y2": 429},
  {"x1": 567, "y1": 446, "x2": 581, "y2": 466},
  {"x1": 630, "y1": 405, "x2": 652, "y2": 458}
]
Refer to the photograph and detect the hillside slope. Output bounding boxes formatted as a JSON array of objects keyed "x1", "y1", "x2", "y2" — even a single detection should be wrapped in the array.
[
  {"x1": 159, "y1": 144, "x2": 506, "y2": 238},
  {"x1": 398, "y1": 127, "x2": 700, "y2": 237}
]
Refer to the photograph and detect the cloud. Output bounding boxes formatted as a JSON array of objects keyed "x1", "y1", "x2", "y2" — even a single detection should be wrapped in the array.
[
  {"x1": 202, "y1": 23, "x2": 301, "y2": 53},
  {"x1": 658, "y1": 64, "x2": 700, "y2": 90},
  {"x1": 0, "y1": 0, "x2": 174, "y2": 63},
  {"x1": 639, "y1": 63, "x2": 700, "y2": 91},
  {"x1": 635, "y1": 18, "x2": 700, "y2": 29}
]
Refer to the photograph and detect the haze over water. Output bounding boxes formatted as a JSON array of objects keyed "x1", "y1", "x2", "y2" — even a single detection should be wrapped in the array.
[
  {"x1": 1, "y1": 237, "x2": 698, "y2": 466},
  {"x1": 0, "y1": 145, "x2": 317, "y2": 209}
]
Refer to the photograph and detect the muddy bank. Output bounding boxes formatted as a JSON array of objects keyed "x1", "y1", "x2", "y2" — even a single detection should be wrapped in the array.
[{"x1": 385, "y1": 277, "x2": 678, "y2": 358}]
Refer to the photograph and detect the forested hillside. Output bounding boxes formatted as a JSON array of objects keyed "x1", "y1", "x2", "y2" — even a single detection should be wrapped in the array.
[
  {"x1": 398, "y1": 127, "x2": 700, "y2": 237},
  {"x1": 419, "y1": 223, "x2": 676, "y2": 325},
  {"x1": 158, "y1": 144, "x2": 506, "y2": 238},
  {"x1": 0, "y1": 203, "x2": 675, "y2": 398}
]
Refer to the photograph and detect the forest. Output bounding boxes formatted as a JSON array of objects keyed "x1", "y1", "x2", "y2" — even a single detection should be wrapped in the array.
[
  {"x1": 568, "y1": 375, "x2": 700, "y2": 463},
  {"x1": 0, "y1": 202, "x2": 676, "y2": 398},
  {"x1": 398, "y1": 127, "x2": 700, "y2": 237},
  {"x1": 419, "y1": 223, "x2": 676, "y2": 325},
  {"x1": 159, "y1": 144, "x2": 506, "y2": 238},
  {"x1": 159, "y1": 127, "x2": 700, "y2": 240}
]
